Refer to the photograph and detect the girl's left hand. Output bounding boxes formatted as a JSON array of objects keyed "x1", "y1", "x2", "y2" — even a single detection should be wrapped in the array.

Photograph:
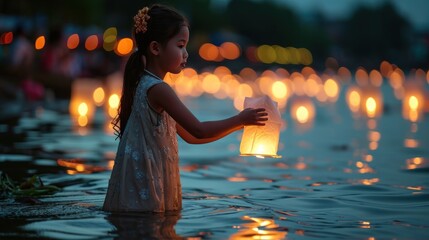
[{"x1": 238, "y1": 108, "x2": 268, "y2": 126}]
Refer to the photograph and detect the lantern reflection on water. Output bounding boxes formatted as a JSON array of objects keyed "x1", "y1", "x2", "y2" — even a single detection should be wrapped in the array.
[
  {"x1": 240, "y1": 95, "x2": 282, "y2": 158},
  {"x1": 229, "y1": 216, "x2": 288, "y2": 240}
]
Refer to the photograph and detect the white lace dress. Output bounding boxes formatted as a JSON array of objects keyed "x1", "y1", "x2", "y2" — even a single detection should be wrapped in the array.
[{"x1": 103, "y1": 71, "x2": 181, "y2": 212}]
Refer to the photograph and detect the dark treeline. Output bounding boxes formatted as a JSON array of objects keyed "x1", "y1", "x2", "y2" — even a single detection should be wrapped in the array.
[{"x1": 1, "y1": 0, "x2": 427, "y2": 70}]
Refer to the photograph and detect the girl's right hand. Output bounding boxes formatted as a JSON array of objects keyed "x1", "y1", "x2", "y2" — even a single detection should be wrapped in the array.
[{"x1": 238, "y1": 108, "x2": 268, "y2": 126}]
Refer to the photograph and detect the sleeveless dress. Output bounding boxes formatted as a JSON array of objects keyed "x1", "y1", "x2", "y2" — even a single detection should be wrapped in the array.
[{"x1": 103, "y1": 71, "x2": 181, "y2": 212}]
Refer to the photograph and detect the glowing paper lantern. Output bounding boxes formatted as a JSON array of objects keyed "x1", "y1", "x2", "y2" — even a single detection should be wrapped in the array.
[{"x1": 240, "y1": 95, "x2": 282, "y2": 158}]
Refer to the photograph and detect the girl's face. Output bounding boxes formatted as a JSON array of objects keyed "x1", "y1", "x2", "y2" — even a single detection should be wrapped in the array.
[{"x1": 159, "y1": 26, "x2": 189, "y2": 74}]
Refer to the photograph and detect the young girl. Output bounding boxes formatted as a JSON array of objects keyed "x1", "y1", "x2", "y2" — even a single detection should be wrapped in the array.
[{"x1": 103, "y1": 4, "x2": 267, "y2": 213}]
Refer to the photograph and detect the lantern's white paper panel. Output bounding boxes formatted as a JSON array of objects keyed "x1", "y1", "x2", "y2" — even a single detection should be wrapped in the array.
[{"x1": 240, "y1": 95, "x2": 282, "y2": 158}]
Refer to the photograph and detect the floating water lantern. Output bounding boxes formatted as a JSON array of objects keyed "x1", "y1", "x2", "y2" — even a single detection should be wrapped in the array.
[
  {"x1": 240, "y1": 95, "x2": 282, "y2": 158},
  {"x1": 361, "y1": 86, "x2": 383, "y2": 119},
  {"x1": 290, "y1": 97, "x2": 315, "y2": 125},
  {"x1": 346, "y1": 85, "x2": 362, "y2": 116},
  {"x1": 69, "y1": 78, "x2": 100, "y2": 127},
  {"x1": 402, "y1": 83, "x2": 425, "y2": 122}
]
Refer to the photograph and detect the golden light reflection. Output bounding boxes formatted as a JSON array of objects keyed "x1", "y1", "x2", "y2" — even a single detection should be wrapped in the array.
[
  {"x1": 57, "y1": 159, "x2": 108, "y2": 174},
  {"x1": 355, "y1": 161, "x2": 374, "y2": 173},
  {"x1": 359, "y1": 221, "x2": 371, "y2": 229},
  {"x1": 227, "y1": 172, "x2": 248, "y2": 182},
  {"x1": 359, "y1": 178, "x2": 379, "y2": 185},
  {"x1": 404, "y1": 138, "x2": 419, "y2": 148},
  {"x1": 229, "y1": 216, "x2": 287, "y2": 240}
]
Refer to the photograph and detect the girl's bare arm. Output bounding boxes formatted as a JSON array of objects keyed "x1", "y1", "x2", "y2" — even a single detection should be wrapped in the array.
[{"x1": 148, "y1": 82, "x2": 267, "y2": 140}]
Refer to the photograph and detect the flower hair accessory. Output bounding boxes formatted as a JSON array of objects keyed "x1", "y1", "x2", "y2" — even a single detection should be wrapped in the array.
[{"x1": 134, "y1": 7, "x2": 150, "y2": 34}]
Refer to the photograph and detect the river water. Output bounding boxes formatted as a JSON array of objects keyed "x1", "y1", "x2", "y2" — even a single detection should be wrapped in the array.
[{"x1": 0, "y1": 83, "x2": 428, "y2": 239}]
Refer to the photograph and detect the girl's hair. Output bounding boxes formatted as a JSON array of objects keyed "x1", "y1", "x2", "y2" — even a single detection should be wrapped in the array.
[{"x1": 112, "y1": 4, "x2": 189, "y2": 138}]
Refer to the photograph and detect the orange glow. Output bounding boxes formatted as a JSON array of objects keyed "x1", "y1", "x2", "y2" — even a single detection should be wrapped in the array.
[
  {"x1": 199, "y1": 43, "x2": 222, "y2": 61},
  {"x1": 214, "y1": 66, "x2": 232, "y2": 77},
  {"x1": 404, "y1": 138, "x2": 419, "y2": 148},
  {"x1": 406, "y1": 157, "x2": 426, "y2": 169},
  {"x1": 34, "y1": 36, "x2": 45, "y2": 50},
  {"x1": 408, "y1": 96, "x2": 419, "y2": 110},
  {"x1": 258, "y1": 76, "x2": 275, "y2": 95},
  {"x1": 368, "y1": 131, "x2": 381, "y2": 142},
  {"x1": 67, "y1": 34, "x2": 80, "y2": 49},
  {"x1": 369, "y1": 70, "x2": 383, "y2": 87},
  {"x1": 389, "y1": 69, "x2": 404, "y2": 90},
  {"x1": 202, "y1": 74, "x2": 221, "y2": 94},
  {"x1": 291, "y1": 98, "x2": 315, "y2": 126},
  {"x1": 57, "y1": 159, "x2": 108, "y2": 174},
  {"x1": 301, "y1": 66, "x2": 315, "y2": 78},
  {"x1": 402, "y1": 86, "x2": 424, "y2": 122},
  {"x1": 359, "y1": 178, "x2": 379, "y2": 186},
  {"x1": 219, "y1": 42, "x2": 240, "y2": 60},
  {"x1": 229, "y1": 216, "x2": 287, "y2": 240},
  {"x1": 93, "y1": 87, "x2": 105, "y2": 106},
  {"x1": 85, "y1": 35, "x2": 99, "y2": 51},
  {"x1": 305, "y1": 74, "x2": 321, "y2": 97},
  {"x1": 337, "y1": 67, "x2": 352, "y2": 83},
  {"x1": 369, "y1": 141, "x2": 378, "y2": 150},
  {"x1": 108, "y1": 94, "x2": 120, "y2": 109},
  {"x1": 77, "y1": 102, "x2": 88, "y2": 116},
  {"x1": 367, "y1": 119, "x2": 377, "y2": 130},
  {"x1": 355, "y1": 68, "x2": 369, "y2": 86},
  {"x1": 271, "y1": 81, "x2": 287, "y2": 99},
  {"x1": 346, "y1": 87, "x2": 361, "y2": 113},
  {"x1": 240, "y1": 67, "x2": 257, "y2": 81},
  {"x1": 116, "y1": 38, "x2": 133, "y2": 56},
  {"x1": 324, "y1": 78, "x2": 339, "y2": 101},
  {"x1": 296, "y1": 106, "x2": 309, "y2": 123},
  {"x1": 365, "y1": 97, "x2": 377, "y2": 118},
  {"x1": 380, "y1": 60, "x2": 393, "y2": 77},
  {"x1": 78, "y1": 115, "x2": 88, "y2": 127}
]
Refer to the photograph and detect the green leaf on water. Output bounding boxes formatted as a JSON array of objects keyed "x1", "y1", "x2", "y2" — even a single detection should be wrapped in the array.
[{"x1": 0, "y1": 172, "x2": 61, "y2": 198}]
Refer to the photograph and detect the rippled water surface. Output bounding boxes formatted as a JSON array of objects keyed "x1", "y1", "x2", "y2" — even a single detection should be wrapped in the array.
[{"x1": 1, "y1": 85, "x2": 428, "y2": 239}]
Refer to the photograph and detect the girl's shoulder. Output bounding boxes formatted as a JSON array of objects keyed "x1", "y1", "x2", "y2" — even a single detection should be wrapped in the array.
[{"x1": 140, "y1": 72, "x2": 164, "y2": 90}]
